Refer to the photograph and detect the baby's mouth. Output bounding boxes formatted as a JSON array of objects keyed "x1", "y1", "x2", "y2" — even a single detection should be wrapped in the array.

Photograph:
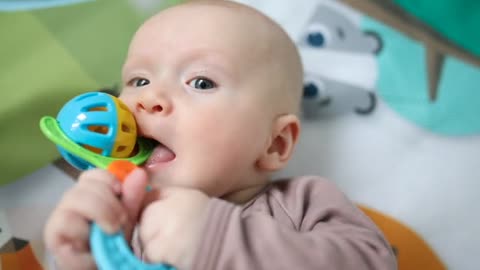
[{"x1": 144, "y1": 141, "x2": 176, "y2": 168}]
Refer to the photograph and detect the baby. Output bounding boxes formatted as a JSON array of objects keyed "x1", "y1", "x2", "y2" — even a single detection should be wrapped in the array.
[{"x1": 44, "y1": 1, "x2": 397, "y2": 269}]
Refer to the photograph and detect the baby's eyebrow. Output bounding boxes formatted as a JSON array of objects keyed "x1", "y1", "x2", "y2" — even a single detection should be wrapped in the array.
[
  {"x1": 121, "y1": 60, "x2": 151, "y2": 79},
  {"x1": 121, "y1": 49, "x2": 235, "y2": 80},
  {"x1": 181, "y1": 49, "x2": 235, "y2": 77}
]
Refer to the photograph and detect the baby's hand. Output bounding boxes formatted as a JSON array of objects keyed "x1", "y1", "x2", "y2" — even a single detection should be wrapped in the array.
[
  {"x1": 139, "y1": 187, "x2": 210, "y2": 269},
  {"x1": 44, "y1": 168, "x2": 148, "y2": 270}
]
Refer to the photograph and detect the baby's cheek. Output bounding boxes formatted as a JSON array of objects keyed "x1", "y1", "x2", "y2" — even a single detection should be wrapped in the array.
[
  {"x1": 188, "y1": 147, "x2": 243, "y2": 194},
  {"x1": 181, "y1": 111, "x2": 262, "y2": 188},
  {"x1": 118, "y1": 94, "x2": 136, "y2": 112}
]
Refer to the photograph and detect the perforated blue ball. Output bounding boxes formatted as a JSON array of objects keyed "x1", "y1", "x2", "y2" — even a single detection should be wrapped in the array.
[{"x1": 56, "y1": 92, "x2": 125, "y2": 170}]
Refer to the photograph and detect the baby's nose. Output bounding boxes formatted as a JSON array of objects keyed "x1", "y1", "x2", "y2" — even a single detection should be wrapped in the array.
[
  {"x1": 136, "y1": 102, "x2": 163, "y2": 113},
  {"x1": 135, "y1": 94, "x2": 172, "y2": 115}
]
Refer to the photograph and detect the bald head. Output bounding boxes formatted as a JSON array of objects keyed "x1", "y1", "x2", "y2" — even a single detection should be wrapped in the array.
[
  {"x1": 129, "y1": 0, "x2": 303, "y2": 115},
  {"x1": 120, "y1": 1, "x2": 303, "y2": 190}
]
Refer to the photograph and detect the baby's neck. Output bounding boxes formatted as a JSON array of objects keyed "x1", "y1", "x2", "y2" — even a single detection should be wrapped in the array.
[{"x1": 221, "y1": 181, "x2": 270, "y2": 205}]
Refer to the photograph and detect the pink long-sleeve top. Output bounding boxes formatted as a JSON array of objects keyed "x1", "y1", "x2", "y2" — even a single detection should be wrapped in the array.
[{"x1": 192, "y1": 176, "x2": 397, "y2": 270}]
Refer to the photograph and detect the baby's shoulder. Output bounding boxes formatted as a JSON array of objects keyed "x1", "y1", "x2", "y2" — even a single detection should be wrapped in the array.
[
  {"x1": 248, "y1": 176, "x2": 356, "y2": 230},
  {"x1": 247, "y1": 175, "x2": 348, "y2": 213},
  {"x1": 269, "y1": 175, "x2": 344, "y2": 198}
]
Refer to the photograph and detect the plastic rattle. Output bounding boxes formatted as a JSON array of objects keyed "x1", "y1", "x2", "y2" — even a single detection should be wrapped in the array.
[
  {"x1": 39, "y1": 92, "x2": 175, "y2": 270},
  {"x1": 54, "y1": 91, "x2": 138, "y2": 171}
]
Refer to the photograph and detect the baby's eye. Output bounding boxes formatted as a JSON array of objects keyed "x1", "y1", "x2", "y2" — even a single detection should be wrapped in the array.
[
  {"x1": 187, "y1": 77, "x2": 216, "y2": 90},
  {"x1": 129, "y1": 78, "x2": 150, "y2": 87}
]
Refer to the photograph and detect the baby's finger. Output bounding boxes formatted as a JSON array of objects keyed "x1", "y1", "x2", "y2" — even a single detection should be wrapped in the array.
[
  {"x1": 122, "y1": 168, "x2": 148, "y2": 241},
  {"x1": 142, "y1": 232, "x2": 177, "y2": 265},
  {"x1": 77, "y1": 180, "x2": 126, "y2": 219},
  {"x1": 78, "y1": 168, "x2": 122, "y2": 195},
  {"x1": 59, "y1": 186, "x2": 127, "y2": 233},
  {"x1": 76, "y1": 181, "x2": 125, "y2": 222},
  {"x1": 122, "y1": 168, "x2": 148, "y2": 219},
  {"x1": 44, "y1": 209, "x2": 90, "y2": 252},
  {"x1": 138, "y1": 202, "x2": 170, "y2": 242}
]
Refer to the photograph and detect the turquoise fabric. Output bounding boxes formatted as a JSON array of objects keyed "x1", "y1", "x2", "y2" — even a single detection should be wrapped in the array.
[
  {"x1": 362, "y1": 18, "x2": 480, "y2": 136},
  {"x1": 393, "y1": 0, "x2": 480, "y2": 57}
]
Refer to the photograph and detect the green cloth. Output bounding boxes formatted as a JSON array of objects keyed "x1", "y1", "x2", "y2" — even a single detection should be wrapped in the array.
[
  {"x1": 393, "y1": 0, "x2": 480, "y2": 57},
  {"x1": 0, "y1": 0, "x2": 182, "y2": 186}
]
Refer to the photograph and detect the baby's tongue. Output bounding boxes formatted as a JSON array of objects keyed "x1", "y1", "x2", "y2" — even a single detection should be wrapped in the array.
[{"x1": 145, "y1": 144, "x2": 175, "y2": 166}]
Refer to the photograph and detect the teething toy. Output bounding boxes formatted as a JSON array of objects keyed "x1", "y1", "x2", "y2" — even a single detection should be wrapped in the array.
[
  {"x1": 40, "y1": 92, "x2": 175, "y2": 270},
  {"x1": 40, "y1": 116, "x2": 152, "y2": 173},
  {"x1": 55, "y1": 91, "x2": 138, "y2": 170}
]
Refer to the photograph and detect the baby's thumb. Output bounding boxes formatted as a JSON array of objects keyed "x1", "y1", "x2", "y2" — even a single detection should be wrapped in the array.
[{"x1": 121, "y1": 168, "x2": 148, "y2": 240}]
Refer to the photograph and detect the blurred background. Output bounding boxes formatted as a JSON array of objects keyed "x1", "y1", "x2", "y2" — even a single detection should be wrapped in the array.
[
  {"x1": 0, "y1": 0, "x2": 182, "y2": 185},
  {"x1": 1, "y1": 0, "x2": 479, "y2": 269}
]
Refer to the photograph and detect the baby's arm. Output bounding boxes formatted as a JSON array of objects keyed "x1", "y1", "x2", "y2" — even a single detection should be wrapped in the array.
[{"x1": 191, "y1": 177, "x2": 397, "y2": 270}]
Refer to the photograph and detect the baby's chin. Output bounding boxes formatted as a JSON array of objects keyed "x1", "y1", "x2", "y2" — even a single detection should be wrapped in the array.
[{"x1": 147, "y1": 175, "x2": 214, "y2": 195}]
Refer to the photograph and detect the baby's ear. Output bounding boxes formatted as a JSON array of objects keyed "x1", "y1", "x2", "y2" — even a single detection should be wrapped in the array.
[{"x1": 256, "y1": 114, "x2": 300, "y2": 171}]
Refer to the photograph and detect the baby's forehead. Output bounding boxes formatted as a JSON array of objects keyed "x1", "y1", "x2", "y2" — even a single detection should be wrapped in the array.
[
  {"x1": 130, "y1": 4, "x2": 282, "y2": 61},
  {"x1": 127, "y1": 2, "x2": 303, "y2": 113},
  {"x1": 139, "y1": 2, "x2": 278, "y2": 37}
]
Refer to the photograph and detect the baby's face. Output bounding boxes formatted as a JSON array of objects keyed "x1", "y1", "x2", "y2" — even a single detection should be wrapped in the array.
[{"x1": 119, "y1": 3, "x2": 283, "y2": 197}]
